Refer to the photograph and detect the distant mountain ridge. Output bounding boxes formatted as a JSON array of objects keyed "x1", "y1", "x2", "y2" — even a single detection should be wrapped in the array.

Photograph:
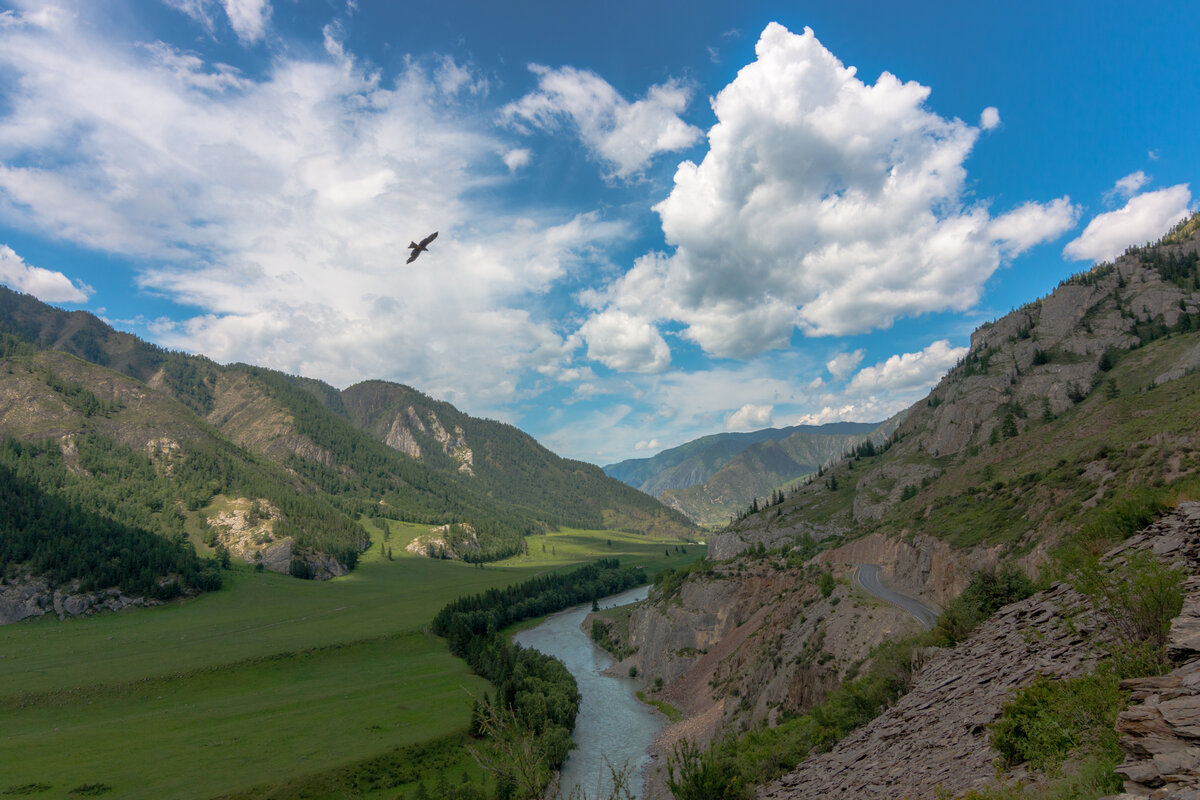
[
  {"x1": 0, "y1": 286, "x2": 694, "y2": 603},
  {"x1": 605, "y1": 420, "x2": 896, "y2": 527}
]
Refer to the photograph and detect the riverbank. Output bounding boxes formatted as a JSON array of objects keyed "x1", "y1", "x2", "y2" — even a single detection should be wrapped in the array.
[{"x1": 514, "y1": 586, "x2": 662, "y2": 800}]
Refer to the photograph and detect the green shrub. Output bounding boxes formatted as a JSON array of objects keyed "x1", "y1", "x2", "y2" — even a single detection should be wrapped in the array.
[
  {"x1": 990, "y1": 667, "x2": 1125, "y2": 779},
  {"x1": 934, "y1": 565, "x2": 1036, "y2": 645},
  {"x1": 666, "y1": 738, "x2": 749, "y2": 800},
  {"x1": 1071, "y1": 549, "x2": 1184, "y2": 658}
]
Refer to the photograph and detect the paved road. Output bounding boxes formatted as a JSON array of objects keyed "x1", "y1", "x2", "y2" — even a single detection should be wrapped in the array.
[{"x1": 853, "y1": 564, "x2": 939, "y2": 629}]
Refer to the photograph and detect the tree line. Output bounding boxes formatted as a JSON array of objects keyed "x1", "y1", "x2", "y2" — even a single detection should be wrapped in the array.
[
  {"x1": 431, "y1": 559, "x2": 646, "y2": 799},
  {"x1": 0, "y1": 440, "x2": 222, "y2": 597}
]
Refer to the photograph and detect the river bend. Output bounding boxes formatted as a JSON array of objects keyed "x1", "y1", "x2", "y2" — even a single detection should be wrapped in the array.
[{"x1": 513, "y1": 585, "x2": 661, "y2": 800}]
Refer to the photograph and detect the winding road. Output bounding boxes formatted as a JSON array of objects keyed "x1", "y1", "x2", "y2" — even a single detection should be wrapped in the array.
[{"x1": 853, "y1": 564, "x2": 939, "y2": 629}]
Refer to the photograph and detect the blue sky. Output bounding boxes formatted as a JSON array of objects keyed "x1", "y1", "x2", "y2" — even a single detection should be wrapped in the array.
[{"x1": 0, "y1": 0, "x2": 1196, "y2": 465}]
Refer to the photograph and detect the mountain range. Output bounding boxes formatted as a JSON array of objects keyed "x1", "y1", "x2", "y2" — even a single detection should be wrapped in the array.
[
  {"x1": 605, "y1": 419, "x2": 899, "y2": 527},
  {"x1": 0, "y1": 285, "x2": 693, "y2": 599}
]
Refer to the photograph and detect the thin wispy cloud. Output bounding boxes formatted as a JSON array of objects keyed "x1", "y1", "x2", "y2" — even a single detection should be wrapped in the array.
[
  {"x1": 0, "y1": 6, "x2": 611, "y2": 406},
  {"x1": 501, "y1": 65, "x2": 703, "y2": 180}
]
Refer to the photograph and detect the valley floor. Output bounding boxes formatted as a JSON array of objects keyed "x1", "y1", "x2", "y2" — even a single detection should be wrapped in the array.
[{"x1": 0, "y1": 522, "x2": 700, "y2": 800}]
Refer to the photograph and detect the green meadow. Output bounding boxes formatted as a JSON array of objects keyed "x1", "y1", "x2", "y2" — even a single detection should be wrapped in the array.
[{"x1": 0, "y1": 521, "x2": 702, "y2": 799}]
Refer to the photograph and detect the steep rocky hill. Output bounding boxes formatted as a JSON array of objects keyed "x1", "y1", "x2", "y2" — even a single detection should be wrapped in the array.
[
  {"x1": 342, "y1": 380, "x2": 690, "y2": 537},
  {"x1": 626, "y1": 215, "x2": 1200, "y2": 798},
  {"x1": 711, "y1": 217, "x2": 1200, "y2": 567},
  {"x1": 759, "y1": 502, "x2": 1200, "y2": 800}
]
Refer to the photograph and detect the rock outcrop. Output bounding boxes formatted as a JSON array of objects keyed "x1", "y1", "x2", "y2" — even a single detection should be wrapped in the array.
[
  {"x1": 759, "y1": 581, "x2": 1108, "y2": 800},
  {"x1": 817, "y1": 531, "x2": 996, "y2": 609},
  {"x1": 404, "y1": 522, "x2": 481, "y2": 560},
  {"x1": 0, "y1": 574, "x2": 157, "y2": 625},
  {"x1": 208, "y1": 496, "x2": 293, "y2": 573},
  {"x1": 630, "y1": 558, "x2": 917, "y2": 749},
  {"x1": 1108, "y1": 503, "x2": 1200, "y2": 798}
]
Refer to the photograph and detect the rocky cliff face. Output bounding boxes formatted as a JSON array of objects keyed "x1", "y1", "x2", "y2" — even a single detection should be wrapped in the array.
[
  {"x1": 203, "y1": 371, "x2": 335, "y2": 466},
  {"x1": 628, "y1": 557, "x2": 919, "y2": 746},
  {"x1": 1109, "y1": 504, "x2": 1200, "y2": 798}
]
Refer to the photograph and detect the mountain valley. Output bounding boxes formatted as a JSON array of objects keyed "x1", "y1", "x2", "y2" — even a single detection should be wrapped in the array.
[{"x1": 2, "y1": 217, "x2": 1200, "y2": 800}]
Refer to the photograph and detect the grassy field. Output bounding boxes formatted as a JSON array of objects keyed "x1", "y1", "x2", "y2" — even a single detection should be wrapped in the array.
[
  {"x1": 0, "y1": 521, "x2": 702, "y2": 799},
  {"x1": 495, "y1": 526, "x2": 701, "y2": 568}
]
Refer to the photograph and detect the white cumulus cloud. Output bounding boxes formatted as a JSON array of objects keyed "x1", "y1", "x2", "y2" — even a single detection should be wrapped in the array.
[
  {"x1": 0, "y1": 244, "x2": 90, "y2": 302},
  {"x1": 1064, "y1": 184, "x2": 1193, "y2": 263},
  {"x1": 501, "y1": 65, "x2": 702, "y2": 180},
  {"x1": 846, "y1": 340, "x2": 967, "y2": 394},
  {"x1": 578, "y1": 309, "x2": 671, "y2": 373},
  {"x1": 580, "y1": 23, "x2": 1077, "y2": 365},
  {"x1": 797, "y1": 339, "x2": 966, "y2": 425},
  {"x1": 980, "y1": 106, "x2": 1000, "y2": 130},
  {"x1": 826, "y1": 349, "x2": 865, "y2": 381},
  {"x1": 725, "y1": 403, "x2": 773, "y2": 431},
  {"x1": 503, "y1": 148, "x2": 532, "y2": 172},
  {"x1": 1107, "y1": 171, "x2": 1150, "y2": 202},
  {"x1": 988, "y1": 197, "x2": 1079, "y2": 257}
]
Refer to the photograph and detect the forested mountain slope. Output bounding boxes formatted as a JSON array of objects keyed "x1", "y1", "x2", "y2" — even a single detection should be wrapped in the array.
[
  {"x1": 0, "y1": 287, "x2": 692, "y2": 614},
  {"x1": 342, "y1": 380, "x2": 693, "y2": 538}
]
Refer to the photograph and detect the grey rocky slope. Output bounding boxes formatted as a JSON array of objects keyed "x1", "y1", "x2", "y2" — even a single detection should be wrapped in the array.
[{"x1": 759, "y1": 503, "x2": 1200, "y2": 800}]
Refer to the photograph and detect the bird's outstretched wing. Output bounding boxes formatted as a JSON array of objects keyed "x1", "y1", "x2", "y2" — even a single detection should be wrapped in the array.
[{"x1": 405, "y1": 231, "x2": 439, "y2": 264}]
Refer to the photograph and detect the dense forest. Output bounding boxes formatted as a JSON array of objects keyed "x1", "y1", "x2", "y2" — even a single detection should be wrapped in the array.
[{"x1": 0, "y1": 439, "x2": 222, "y2": 597}]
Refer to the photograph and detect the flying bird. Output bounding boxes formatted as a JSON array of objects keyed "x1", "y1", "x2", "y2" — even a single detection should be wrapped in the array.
[{"x1": 406, "y1": 231, "x2": 438, "y2": 264}]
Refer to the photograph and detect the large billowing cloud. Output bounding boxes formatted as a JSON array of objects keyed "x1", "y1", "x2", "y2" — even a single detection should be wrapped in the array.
[
  {"x1": 1064, "y1": 183, "x2": 1193, "y2": 263},
  {"x1": 825, "y1": 349, "x2": 864, "y2": 381},
  {"x1": 725, "y1": 403, "x2": 773, "y2": 431},
  {"x1": 0, "y1": 244, "x2": 90, "y2": 302},
  {"x1": 580, "y1": 23, "x2": 1077, "y2": 367},
  {"x1": 501, "y1": 65, "x2": 703, "y2": 180},
  {"x1": 844, "y1": 339, "x2": 966, "y2": 394},
  {"x1": 0, "y1": 7, "x2": 621, "y2": 405}
]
